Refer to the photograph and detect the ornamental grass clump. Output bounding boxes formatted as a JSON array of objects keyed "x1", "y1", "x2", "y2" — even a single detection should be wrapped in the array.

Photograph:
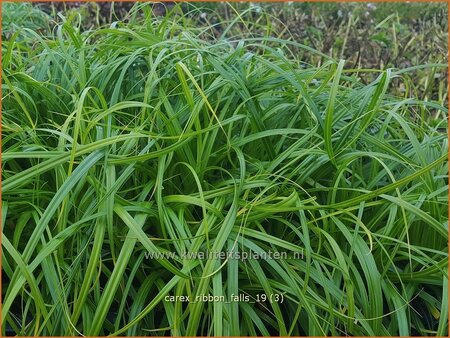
[{"x1": 2, "y1": 3, "x2": 448, "y2": 336}]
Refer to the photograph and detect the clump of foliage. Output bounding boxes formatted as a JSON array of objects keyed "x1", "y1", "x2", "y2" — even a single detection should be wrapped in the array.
[
  {"x1": 2, "y1": 3, "x2": 448, "y2": 336},
  {"x1": 186, "y1": 2, "x2": 448, "y2": 102},
  {"x1": 26, "y1": 1, "x2": 448, "y2": 104},
  {"x1": 1, "y1": 2, "x2": 50, "y2": 38}
]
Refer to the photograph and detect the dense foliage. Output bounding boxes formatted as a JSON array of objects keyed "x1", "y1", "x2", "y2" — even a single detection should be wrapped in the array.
[
  {"x1": 2, "y1": 3, "x2": 448, "y2": 336},
  {"x1": 5, "y1": 1, "x2": 446, "y2": 103}
]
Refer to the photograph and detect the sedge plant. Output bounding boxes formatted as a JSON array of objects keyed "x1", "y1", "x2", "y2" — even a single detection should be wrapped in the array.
[{"x1": 1, "y1": 3, "x2": 448, "y2": 336}]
